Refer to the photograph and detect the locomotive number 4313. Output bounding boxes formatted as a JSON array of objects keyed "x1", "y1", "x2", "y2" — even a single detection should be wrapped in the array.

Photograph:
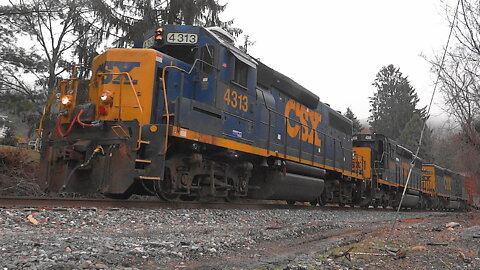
[
  {"x1": 224, "y1": 89, "x2": 248, "y2": 112},
  {"x1": 166, "y1": 33, "x2": 198, "y2": 44}
]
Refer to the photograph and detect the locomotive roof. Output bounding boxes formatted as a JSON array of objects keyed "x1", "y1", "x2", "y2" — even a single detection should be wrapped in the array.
[
  {"x1": 423, "y1": 164, "x2": 463, "y2": 177},
  {"x1": 180, "y1": 26, "x2": 320, "y2": 109},
  {"x1": 256, "y1": 62, "x2": 320, "y2": 109},
  {"x1": 160, "y1": 25, "x2": 320, "y2": 110},
  {"x1": 355, "y1": 133, "x2": 423, "y2": 161},
  {"x1": 424, "y1": 163, "x2": 445, "y2": 170},
  {"x1": 205, "y1": 27, "x2": 257, "y2": 68}
]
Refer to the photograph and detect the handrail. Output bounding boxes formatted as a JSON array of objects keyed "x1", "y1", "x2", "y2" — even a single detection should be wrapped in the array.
[
  {"x1": 160, "y1": 66, "x2": 187, "y2": 155},
  {"x1": 157, "y1": 58, "x2": 214, "y2": 155},
  {"x1": 96, "y1": 72, "x2": 144, "y2": 119},
  {"x1": 37, "y1": 84, "x2": 60, "y2": 137},
  {"x1": 37, "y1": 78, "x2": 78, "y2": 137}
]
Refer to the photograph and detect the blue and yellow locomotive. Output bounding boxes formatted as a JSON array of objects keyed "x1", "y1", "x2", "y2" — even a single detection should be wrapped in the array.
[{"x1": 38, "y1": 25, "x2": 363, "y2": 203}]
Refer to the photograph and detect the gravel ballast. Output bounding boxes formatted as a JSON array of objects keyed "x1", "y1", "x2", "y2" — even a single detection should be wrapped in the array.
[{"x1": 0, "y1": 206, "x2": 462, "y2": 269}]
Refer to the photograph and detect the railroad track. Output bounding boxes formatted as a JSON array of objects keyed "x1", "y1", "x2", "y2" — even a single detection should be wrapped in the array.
[
  {"x1": 0, "y1": 196, "x2": 395, "y2": 211},
  {"x1": 0, "y1": 196, "x2": 441, "y2": 213},
  {"x1": 0, "y1": 196, "x2": 316, "y2": 210}
]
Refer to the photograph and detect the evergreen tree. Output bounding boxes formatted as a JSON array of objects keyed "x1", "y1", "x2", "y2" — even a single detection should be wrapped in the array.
[
  {"x1": 397, "y1": 113, "x2": 432, "y2": 161},
  {"x1": 368, "y1": 64, "x2": 426, "y2": 139},
  {"x1": 1, "y1": 0, "x2": 241, "y2": 114},
  {"x1": 1, "y1": 0, "x2": 241, "y2": 82},
  {"x1": 88, "y1": 0, "x2": 242, "y2": 49},
  {"x1": 344, "y1": 107, "x2": 363, "y2": 134}
]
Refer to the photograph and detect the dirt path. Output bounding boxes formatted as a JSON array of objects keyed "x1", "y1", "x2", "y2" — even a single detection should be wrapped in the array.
[{"x1": 179, "y1": 211, "x2": 480, "y2": 269}]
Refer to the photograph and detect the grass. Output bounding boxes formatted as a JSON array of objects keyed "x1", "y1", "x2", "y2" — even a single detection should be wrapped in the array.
[
  {"x1": 315, "y1": 239, "x2": 404, "y2": 263},
  {"x1": 0, "y1": 145, "x2": 40, "y2": 162}
]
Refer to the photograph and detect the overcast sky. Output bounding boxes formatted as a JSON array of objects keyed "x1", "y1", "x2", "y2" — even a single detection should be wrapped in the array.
[{"x1": 222, "y1": 0, "x2": 455, "y2": 123}]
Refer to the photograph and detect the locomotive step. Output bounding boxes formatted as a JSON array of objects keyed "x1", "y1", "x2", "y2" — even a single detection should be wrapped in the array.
[
  {"x1": 138, "y1": 176, "x2": 162, "y2": 180},
  {"x1": 135, "y1": 159, "x2": 152, "y2": 164}
]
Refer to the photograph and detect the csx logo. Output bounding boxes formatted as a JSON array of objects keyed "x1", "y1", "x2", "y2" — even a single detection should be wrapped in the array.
[
  {"x1": 97, "y1": 61, "x2": 140, "y2": 85},
  {"x1": 284, "y1": 99, "x2": 322, "y2": 146}
]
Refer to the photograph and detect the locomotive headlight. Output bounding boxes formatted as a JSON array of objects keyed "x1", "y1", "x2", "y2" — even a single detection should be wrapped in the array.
[
  {"x1": 100, "y1": 91, "x2": 113, "y2": 104},
  {"x1": 155, "y1": 27, "x2": 163, "y2": 40},
  {"x1": 61, "y1": 95, "x2": 73, "y2": 106}
]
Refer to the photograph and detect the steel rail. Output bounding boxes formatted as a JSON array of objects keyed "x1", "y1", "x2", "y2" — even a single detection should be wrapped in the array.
[
  {"x1": 0, "y1": 196, "x2": 314, "y2": 210},
  {"x1": 0, "y1": 196, "x2": 410, "y2": 212}
]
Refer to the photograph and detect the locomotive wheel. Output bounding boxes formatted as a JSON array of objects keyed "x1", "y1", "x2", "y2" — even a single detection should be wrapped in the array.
[
  {"x1": 225, "y1": 191, "x2": 239, "y2": 203},
  {"x1": 156, "y1": 175, "x2": 180, "y2": 202},
  {"x1": 319, "y1": 198, "x2": 326, "y2": 206},
  {"x1": 180, "y1": 195, "x2": 197, "y2": 201},
  {"x1": 317, "y1": 193, "x2": 326, "y2": 206},
  {"x1": 309, "y1": 199, "x2": 319, "y2": 206},
  {"x1": 286, "y1": 200, "x2": 296, "y2": 205},
  {"x1": 382, "y1": 201, "x2": 388, "y2": 209},
  {"x1": 104, "y1": 192, "x2": 132, "y2": 200},
  {"x1": 158, "y1": 192, "x2": 180, "y2": 202}
]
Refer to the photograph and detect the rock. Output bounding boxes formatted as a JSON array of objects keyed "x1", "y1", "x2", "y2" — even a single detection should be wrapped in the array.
[
  {"x1": 411, "y1": 245, "x2": 427, "y2": 251},
  {"x1": 394, "y1": 249, "x2": 407, "y2": 259},
  {"x1": 385, "y1": 246, "x2": 400, "y2": 253},
  {"x1": 27, "y1": 215, "x2": 39, "y2": 225},
  {"x1": 94, "y1": 263, "x2": 108, "y2": 269},
  {"x1": 445, "y1": 222, "x2": 460, "y2": 228},
  {"x1": 133, "y1": 247, "x2": 144, "y2": 253},
  {"x1": 459, "y1": 252, "x2": 472, "y2": 263}
]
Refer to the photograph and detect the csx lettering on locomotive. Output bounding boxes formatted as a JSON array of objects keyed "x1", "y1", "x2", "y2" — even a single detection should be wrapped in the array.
[
  {"x1": 284, "y1": 99, "x2": 322, "y2": 146},
  {"x1": 97, "y1": 61, "x2": 140, "y2": 85}
]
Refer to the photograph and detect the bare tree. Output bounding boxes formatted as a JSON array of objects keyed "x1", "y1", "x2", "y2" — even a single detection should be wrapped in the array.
[
  {"x1": 0, "y1": 0, "x2": 243, "y2": 134},
  {"x1": 432, "y1": 0, "x2": 480, "y2": 154},
  {"x1": 0, "y1": 0, "x2": 101, "y2": 138}
]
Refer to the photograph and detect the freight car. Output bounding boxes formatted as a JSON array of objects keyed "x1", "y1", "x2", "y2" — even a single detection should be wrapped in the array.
[{"x1": 37, "y1": 24, "x2": 477, "y2": 210}]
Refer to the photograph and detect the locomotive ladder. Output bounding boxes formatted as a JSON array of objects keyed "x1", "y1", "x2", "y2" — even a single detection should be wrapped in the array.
[{"x1": 134, "y1": 64, "x2": 179, "y2": 182}]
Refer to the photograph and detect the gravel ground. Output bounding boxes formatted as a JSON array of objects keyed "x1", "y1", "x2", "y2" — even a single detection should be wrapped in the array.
[{"x1": 0, "y1": 206, "x2": 466, "y2": 270}]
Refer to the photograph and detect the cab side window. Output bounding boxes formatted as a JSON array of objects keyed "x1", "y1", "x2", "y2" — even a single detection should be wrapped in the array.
[
  {"x1": 200, "y1": 46, "x2": 215, "y2": 74},
  {"x1": 234, "y1": 57, "x2": 248, "y2": 87}
]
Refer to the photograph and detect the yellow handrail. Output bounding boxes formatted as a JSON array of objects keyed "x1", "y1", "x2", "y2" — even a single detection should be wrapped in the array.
[
  {"x1": 96, "y1": 72, "x2": 144, "y2": 118},
  {"x1": 160, "y1": 65, "x2": 187, "y2": 155},
  {"x1": 37, "y1": 86, "x2": 59, "y2": 137},
  {"x1": 37, "y1": 78, "x2": 78, "y2": 137}
]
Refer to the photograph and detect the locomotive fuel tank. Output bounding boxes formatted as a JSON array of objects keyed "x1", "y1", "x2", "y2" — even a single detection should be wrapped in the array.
[
  {"x1": 396, "y1": 189, "x2": 420, "y2": 209},
  {"x1": 249, "y1": 171, "x2": 325, "y2": 202}
]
